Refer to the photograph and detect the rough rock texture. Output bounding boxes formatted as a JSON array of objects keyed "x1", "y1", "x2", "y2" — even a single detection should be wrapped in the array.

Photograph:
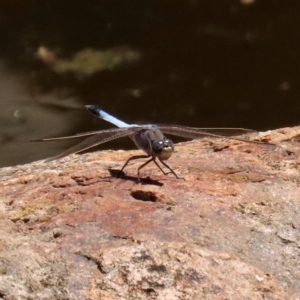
[{"x1": 0, "y1": 127, "x2": 300, "y2": 300}]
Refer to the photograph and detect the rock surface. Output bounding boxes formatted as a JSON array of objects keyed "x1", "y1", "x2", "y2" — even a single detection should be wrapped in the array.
[{"x1": 0, "y1": 127, "x2": 300, "y2": 299}]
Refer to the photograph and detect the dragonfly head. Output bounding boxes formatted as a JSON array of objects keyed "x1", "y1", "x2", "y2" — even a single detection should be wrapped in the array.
[{"x1": 152, "y1": 138, "x2": 174, "y2": 160}]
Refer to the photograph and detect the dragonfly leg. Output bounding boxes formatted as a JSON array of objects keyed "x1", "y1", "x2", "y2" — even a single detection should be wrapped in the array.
[
  {"x1": 118, "y1": 155, "x2": 181, "y2": 180},
  {"x1": 119, "y1": 155, "x2": 150, "y2": 177},
  {"x1": 137, "y1": 157, "x2": 170, "y2": 179},
  {"x1": 138, "y1": 156, "x2": 154, "y2": 181},
  {"x1": 137, "y1": 156, "x2": 158, "y2": 180},
  {"x1": 159, "y1": 159, "x2": 181, "y2": 179},
  {"x1": 152, "y1": 160, "x2": 169, "y2": 175}
]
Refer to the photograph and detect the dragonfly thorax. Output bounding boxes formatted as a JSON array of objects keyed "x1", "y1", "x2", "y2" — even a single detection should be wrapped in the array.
[{"x1": 152, "y1": 138, "x2": 174, "y2": 160}]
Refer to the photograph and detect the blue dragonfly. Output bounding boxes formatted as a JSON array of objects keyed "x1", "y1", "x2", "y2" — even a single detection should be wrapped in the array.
[{"x1": 36, "y1": 105, "x2": 272, "y2": 180}]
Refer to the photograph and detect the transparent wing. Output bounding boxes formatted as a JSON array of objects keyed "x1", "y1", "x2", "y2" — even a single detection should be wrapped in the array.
[
  {"x1": 31, "y1": 127, "x2": 138, "y2": 142},
  {"x1": 158, "y1": 125, "x2": 276, "y2": 147},
  {"x1": 158, "y1": 125, "x2": 254, "y2": 137},
  {"x1": 44, "y1": 129, "x2": 137, "y2": 162}
]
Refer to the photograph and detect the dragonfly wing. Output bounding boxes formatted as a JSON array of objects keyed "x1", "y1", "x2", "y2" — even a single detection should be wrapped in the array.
[
  {"x1": 158, "y1": 125, "x2": 254, "y2": 139},
  {"x1": 45, "y1": 129, "x2": 136, "y2": 162},
  {"x1": 31, "y1": 127, "x2": 134, "y2": 142},
  {"x1": 159, "y1": 125, "x2": 276, "y2": 147}
]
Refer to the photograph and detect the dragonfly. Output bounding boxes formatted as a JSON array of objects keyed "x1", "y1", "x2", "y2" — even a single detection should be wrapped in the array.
[{"x1": 36, "y1": 105, "x2": 273, "y2": 180}]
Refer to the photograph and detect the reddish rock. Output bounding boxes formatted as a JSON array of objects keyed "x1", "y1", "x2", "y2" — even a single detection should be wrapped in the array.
[{"x1": 0, "y1": 127, "x2": 300, "y2": 299}]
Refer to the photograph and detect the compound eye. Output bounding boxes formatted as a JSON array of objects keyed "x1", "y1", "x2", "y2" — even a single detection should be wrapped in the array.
[
  {"x1": 164, "y1": 138, "x2": 174, "y2": 149},
  {"x1": 152, "y1": 139, "x2": 174, "y2": 160},
  {"x1": 152, "y1": 140, "x2": 164, "y2": 152}
]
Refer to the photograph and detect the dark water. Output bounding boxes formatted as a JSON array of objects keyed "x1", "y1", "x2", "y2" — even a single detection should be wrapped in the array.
[{"x1": 0, "y1": 0, "x2": 299, "y2": 167}]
